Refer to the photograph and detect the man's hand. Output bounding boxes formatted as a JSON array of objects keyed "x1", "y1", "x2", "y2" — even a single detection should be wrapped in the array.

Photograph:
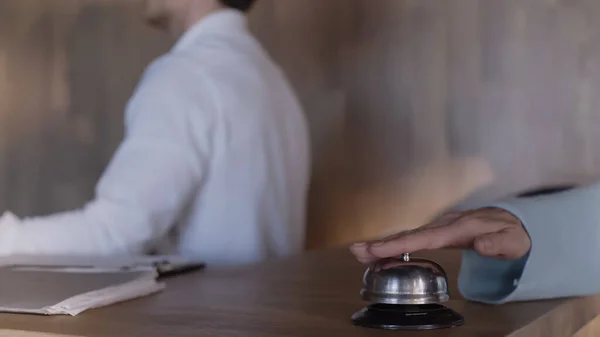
[{"x1": 350, "y1": 208, "x2": 531, "y2": 264}]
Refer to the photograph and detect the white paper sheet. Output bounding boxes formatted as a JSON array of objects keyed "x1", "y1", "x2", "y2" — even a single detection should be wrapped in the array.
[{"x1": 0, "y1": 261, "x2": 166, "y2": 316}]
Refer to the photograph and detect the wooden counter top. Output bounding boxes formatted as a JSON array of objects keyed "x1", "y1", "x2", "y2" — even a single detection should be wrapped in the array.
[{"x1": 0, "y1": 249, "x2": 598, "y2": 337}]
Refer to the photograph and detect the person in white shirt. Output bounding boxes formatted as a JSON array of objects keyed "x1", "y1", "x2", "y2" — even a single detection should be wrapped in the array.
[{"x1": 0, "y1": 0, "x2": 310, "y2": 266}]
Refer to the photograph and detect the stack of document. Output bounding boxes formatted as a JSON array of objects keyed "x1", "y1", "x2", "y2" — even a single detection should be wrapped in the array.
[
  {"x1": 0, "y1": 255, "x2": 202, "y2": 316},
  {"x1": 0, "y1": 267, "x2": 163, "y2": 316}
]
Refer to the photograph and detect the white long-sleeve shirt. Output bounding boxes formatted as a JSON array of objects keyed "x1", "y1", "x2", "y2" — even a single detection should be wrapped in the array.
[{"x1": 0, "y1": 9, "x2": 310, "y2": 266}]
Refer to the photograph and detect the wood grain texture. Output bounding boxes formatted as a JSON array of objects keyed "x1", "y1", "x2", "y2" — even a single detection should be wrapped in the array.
[
  {"x1": 0, "y1": 249, "x2": 596, "y2": 337},
  {"x1": 574, "y1": 314, "x2": 600, "y2": 337},
  {"x1": 0, "y1": 0, "x2": 170, "y2": 215},
  {"x1": 2, "y1": 0, "x2": 600, "y2": 249},
  {"x1": 302, "y1": 0, "x2": 600, "y2": 247}
]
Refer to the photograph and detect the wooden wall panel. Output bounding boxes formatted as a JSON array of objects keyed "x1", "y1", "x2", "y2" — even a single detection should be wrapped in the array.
[
  {"x1": 1, "y1": 0, "x2": 600, "y2": 250},
  {"x1": 0, "y1": 0, "x2": 171, "y2": 215}
]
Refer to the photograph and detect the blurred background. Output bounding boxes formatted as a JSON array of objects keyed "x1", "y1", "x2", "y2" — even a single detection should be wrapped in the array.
[{"x1": 1, "y1": 0, "x2": 600, "y2": 250}]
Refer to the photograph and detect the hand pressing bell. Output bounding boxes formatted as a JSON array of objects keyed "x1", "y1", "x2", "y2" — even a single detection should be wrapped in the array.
[
  {"x1": 350, "y1": 207, "x2": 532, "y2": 264},
  {"x1": 349, "y1": 207, "x2": 532, "y2": 331}
]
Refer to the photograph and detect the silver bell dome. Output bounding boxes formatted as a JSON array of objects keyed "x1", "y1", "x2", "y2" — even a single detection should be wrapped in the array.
[{"x1": 360, "y1": 253, "x2": 450, "y2": 305}]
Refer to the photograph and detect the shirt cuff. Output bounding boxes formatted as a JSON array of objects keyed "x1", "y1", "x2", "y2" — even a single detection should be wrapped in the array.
[
  {"x1": 458, "y1": 201, "x2": 532, "y2": 304},
  {"x1": 458, "y1": 247, "x2": 529, "y2": 304}
]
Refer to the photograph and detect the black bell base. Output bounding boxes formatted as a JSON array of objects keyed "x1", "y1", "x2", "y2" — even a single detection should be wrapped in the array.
[{"x1": 351, "y1": 303, "x2": 464, "y2": 331}]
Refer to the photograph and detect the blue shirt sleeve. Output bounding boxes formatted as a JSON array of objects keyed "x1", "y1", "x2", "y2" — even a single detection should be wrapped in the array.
[
  {"x1": 458, "y1": 182, "x2": 600, "y2": 304},
  {"x1": 459, "y1": 249, "x2": 529, "y2": 303}
]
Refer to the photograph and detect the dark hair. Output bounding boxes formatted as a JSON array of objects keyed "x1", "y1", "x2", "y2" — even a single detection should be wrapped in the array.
[{"x1": 219, "y1": 0, "x2": 256, "y2": 12}]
